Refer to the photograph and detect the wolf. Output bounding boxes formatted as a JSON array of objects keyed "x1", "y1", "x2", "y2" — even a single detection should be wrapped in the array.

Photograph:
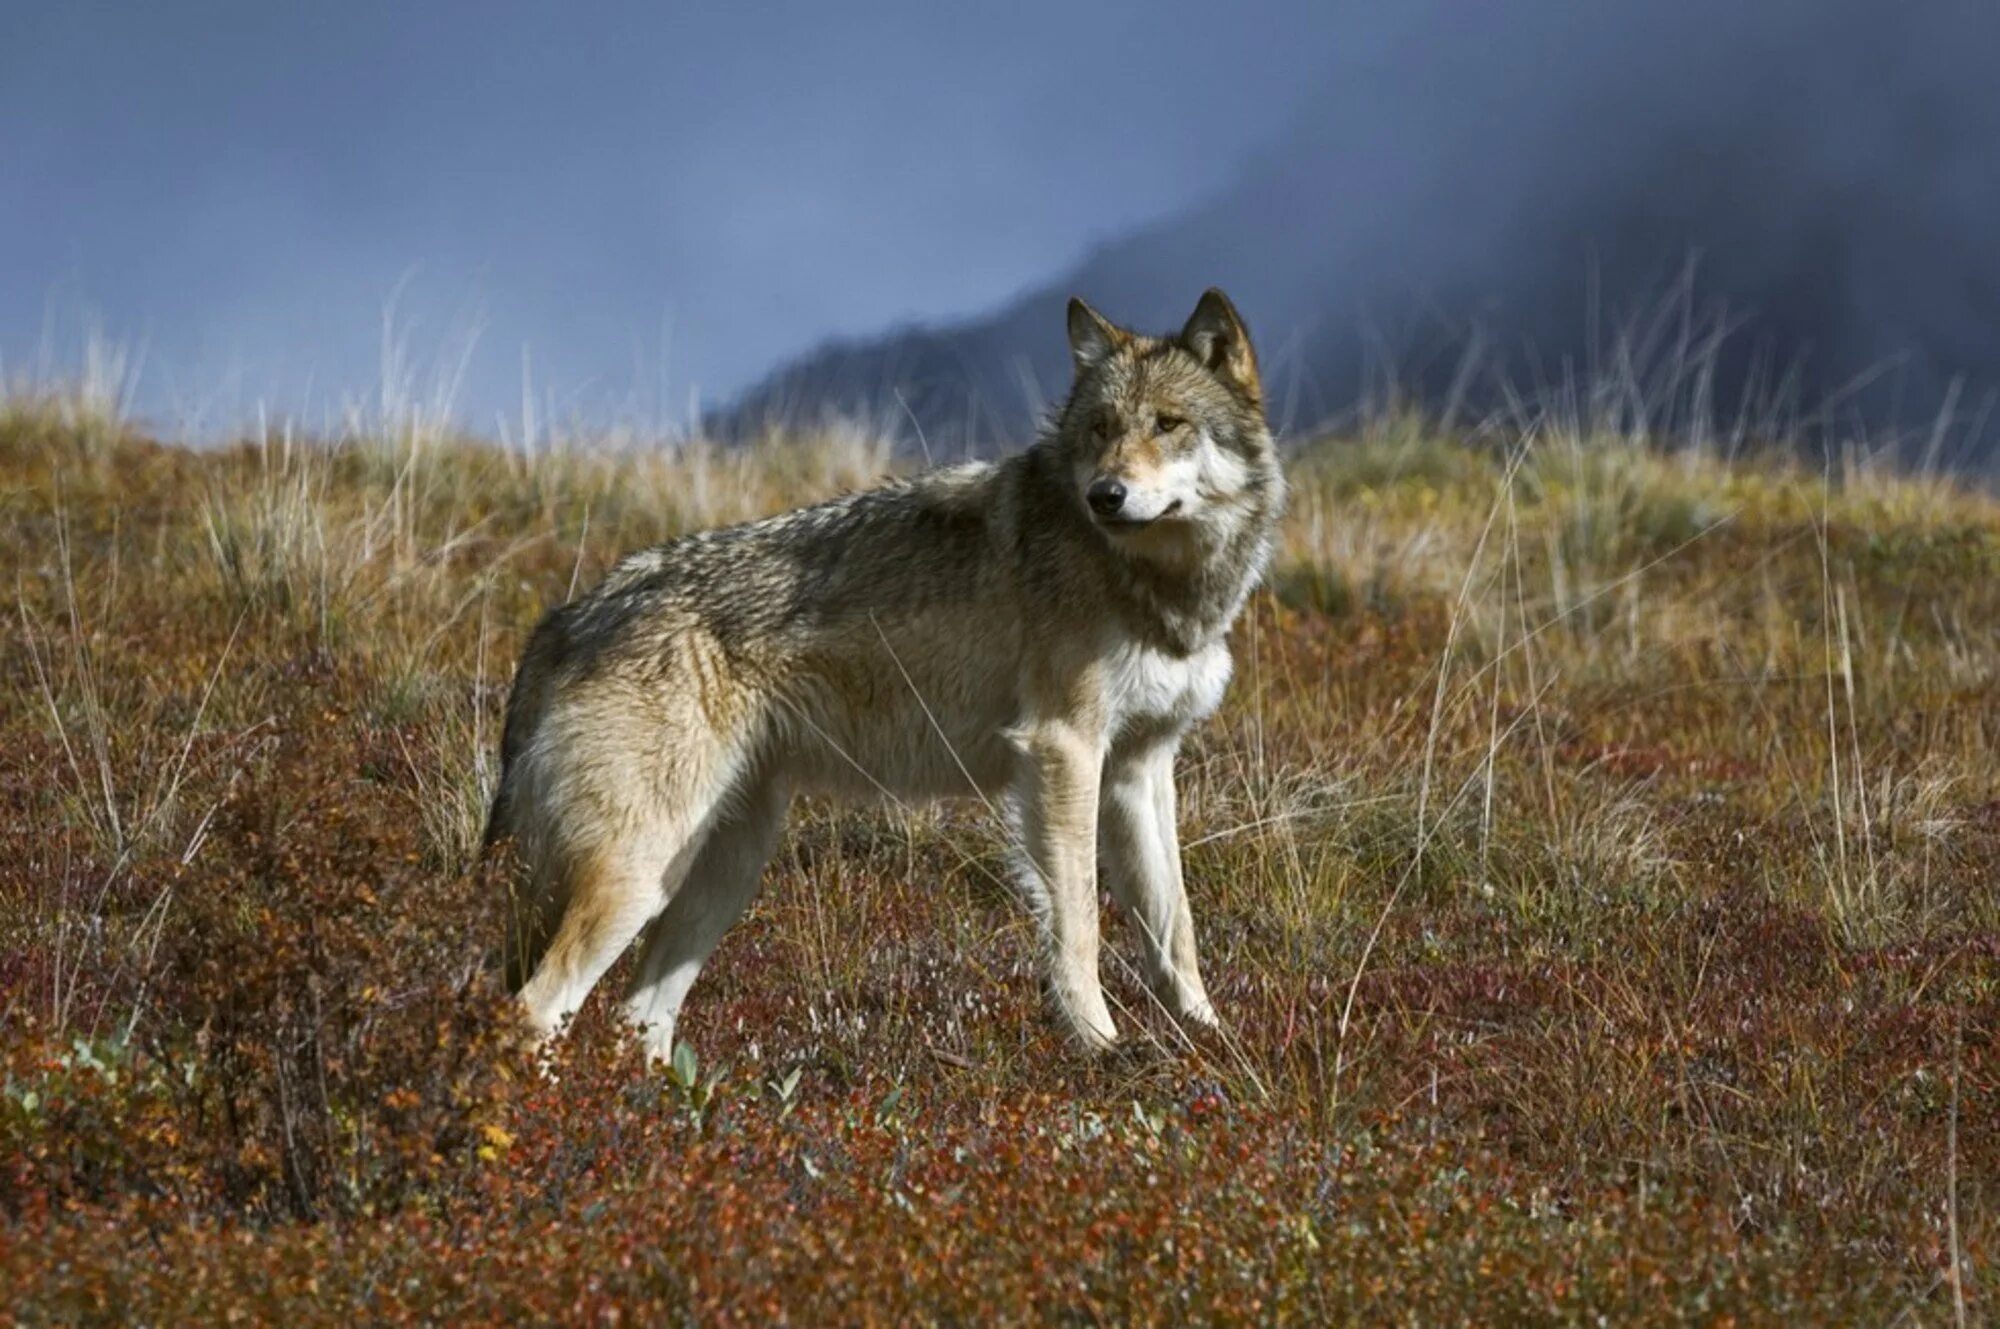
[{"x1": 484, "y1": 288, "x2": 1284, "y2": 1058}]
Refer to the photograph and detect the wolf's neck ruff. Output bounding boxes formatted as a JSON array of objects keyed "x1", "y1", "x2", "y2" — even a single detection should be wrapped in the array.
[
  {"x1": 1113, "y1": 473, "x2": 1283, "y2": 656},
  {"x1": 1024, "y1": 438, "x2": 1283, "y2": 659}
]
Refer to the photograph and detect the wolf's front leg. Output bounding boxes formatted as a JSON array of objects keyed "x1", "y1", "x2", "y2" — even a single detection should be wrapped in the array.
[
  {"x1": 1099, "y1": 739, "x2": 1217, "y2": 1029},
  {"x1": 1018, "y1": 719, "x2": 1118, "y2": 1051}
]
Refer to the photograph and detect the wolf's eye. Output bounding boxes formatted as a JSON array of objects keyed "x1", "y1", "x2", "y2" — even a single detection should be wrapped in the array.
[
  {"x1": 1092, "y1": 416, "x2": 1114, "y2": 439},
  {"x1": 1156, "y1": 414, "x2": 1186, "y2": 434}
]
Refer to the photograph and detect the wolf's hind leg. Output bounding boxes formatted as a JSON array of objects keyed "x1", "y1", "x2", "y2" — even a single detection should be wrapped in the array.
[
  {"x1": 512, "y1": 820, "x2": 710, "y2": 1049},
  {"x1": 624, "y1": 779, "x2": 789, "y2": 1063}
]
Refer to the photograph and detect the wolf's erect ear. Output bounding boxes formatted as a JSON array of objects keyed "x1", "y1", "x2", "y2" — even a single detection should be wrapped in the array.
[
  {"x1": 1066, "y1": 297, "x2": 1129, "y2": 375},
  {"x1": 1180, "y1": 288, "x2": 1261, "y2": 405}
]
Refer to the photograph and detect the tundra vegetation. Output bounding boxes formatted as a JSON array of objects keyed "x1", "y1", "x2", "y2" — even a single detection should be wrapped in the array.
[{"x1": 1, "y1": 367, "x2": 1993, "y2": 1323}]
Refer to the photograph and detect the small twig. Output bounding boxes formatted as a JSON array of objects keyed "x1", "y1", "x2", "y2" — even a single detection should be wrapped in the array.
[{"x1": 1947, "y1": 1008, "x2": 1968, "y2": 1329}]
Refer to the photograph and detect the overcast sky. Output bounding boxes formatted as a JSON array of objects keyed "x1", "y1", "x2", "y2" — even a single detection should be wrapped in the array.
[{"x1": 0, "y1": 0, "x2": 1353, "y2": 431}]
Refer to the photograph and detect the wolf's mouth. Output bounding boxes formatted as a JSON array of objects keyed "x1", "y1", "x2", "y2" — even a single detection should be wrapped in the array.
[{"x1": 1096, "y1": 499, "x2": 1184, "y2": 530}]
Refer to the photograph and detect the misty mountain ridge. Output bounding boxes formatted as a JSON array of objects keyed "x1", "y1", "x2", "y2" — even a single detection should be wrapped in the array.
[{"x1": 722, "y1": 0, "x2": 2000, "y2": 466}]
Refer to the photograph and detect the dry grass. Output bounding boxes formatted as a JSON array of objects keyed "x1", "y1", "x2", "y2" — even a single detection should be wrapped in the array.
[{"x1": 1, "y1": 390, "x2": 1994, "y2": 1322}]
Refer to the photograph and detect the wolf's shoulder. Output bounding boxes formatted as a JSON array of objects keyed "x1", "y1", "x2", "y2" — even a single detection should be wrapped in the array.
[
  {"x1": 844, "y1": 458, "x2": 1003, "y2": 518},
  {"x1": 762, "y1": 457, "x2": 1010, "y2": 541}
]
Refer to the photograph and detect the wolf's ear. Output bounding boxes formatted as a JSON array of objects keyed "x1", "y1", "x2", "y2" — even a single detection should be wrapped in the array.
[
  {"x1": 1067, "y1": 297, "x2": 1129, "y2": 374},
  {"x1": 1180, "y1": 288, "x2": 1261, "y2": 404}
]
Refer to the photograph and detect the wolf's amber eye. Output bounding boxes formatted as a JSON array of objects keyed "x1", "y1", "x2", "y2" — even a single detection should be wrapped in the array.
[{"x1": 1156, "y1": 414, "x2": 1186, "y2": 434}]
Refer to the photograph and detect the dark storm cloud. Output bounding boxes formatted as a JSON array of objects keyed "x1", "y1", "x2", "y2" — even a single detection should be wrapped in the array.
[{"x1": 732, "y1": 0, "x2": 2000, "y2": 463}]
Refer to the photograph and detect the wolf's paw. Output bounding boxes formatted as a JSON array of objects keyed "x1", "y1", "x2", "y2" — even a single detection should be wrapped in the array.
[
  {"x1": 1056, "y1": 1001, "x2": 1120, "y2": 1055},
  {"x1": 1072, "y1": 1014, "x2": 1121, "y2": 1055},
  {"x1": 1176, "y1": 999, "x2": 1221, "y2": 1032},
  {"x1": 1149, "y1": 977, "x2": 1220, "y2": 1033}
]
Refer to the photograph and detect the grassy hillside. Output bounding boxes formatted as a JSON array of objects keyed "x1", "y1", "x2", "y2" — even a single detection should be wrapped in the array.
[{"x1": 2, "y1": 385, "x2": 1994, "y2": 1322}]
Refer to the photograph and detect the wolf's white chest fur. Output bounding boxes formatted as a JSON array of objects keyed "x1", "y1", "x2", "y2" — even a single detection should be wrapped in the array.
[{"x1": 1101, "y1": 637, "x2": 1233, "y2": 741}]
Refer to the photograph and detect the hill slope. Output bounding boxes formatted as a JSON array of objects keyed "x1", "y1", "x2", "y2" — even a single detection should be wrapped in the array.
[{"x1": 2, "y1": 388, "x2": 1995, "y2": 1319}]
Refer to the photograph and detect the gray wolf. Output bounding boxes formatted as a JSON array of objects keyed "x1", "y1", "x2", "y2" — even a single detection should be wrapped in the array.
[{"x1": 484, "y1": 288, "x2": 1284, "y2": 1058}]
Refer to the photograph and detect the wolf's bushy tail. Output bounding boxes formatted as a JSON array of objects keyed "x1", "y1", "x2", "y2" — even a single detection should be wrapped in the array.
[
  {"x1": 478, "y1": 694, "x2": 531, "y2": 860},
  {"x1": 480, "y1": 658, "x2": 557, "y2": 991},
  {"x1": 478, "y1": 768, "x2": 515, "y2": 858}
]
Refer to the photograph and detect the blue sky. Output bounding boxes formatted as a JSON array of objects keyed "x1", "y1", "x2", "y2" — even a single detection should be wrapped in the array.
[{"x1": 0, "y1": 1, "x2": 1350, "y2": 429}]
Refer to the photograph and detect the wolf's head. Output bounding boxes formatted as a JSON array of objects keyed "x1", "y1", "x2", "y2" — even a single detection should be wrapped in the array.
[{"x1": 1055, "y1": 289, "x2": 1277, "y2": 554}]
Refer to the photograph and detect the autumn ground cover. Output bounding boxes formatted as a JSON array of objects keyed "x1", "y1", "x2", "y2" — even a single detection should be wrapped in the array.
[{"x1": 1, "y1": 376, "x2": 1993, "y2": 1323}]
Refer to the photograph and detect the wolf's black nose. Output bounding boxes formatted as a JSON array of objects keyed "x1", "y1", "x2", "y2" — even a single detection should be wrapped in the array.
[{"x1": 1087, "y1": 478, "x2": 1127, "y2": 516}]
